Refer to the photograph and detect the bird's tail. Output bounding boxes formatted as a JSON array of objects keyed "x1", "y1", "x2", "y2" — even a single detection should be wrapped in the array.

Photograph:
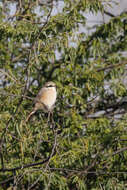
[{"x1": 25, "y1": 109, "x2": 36, "y2": 123}]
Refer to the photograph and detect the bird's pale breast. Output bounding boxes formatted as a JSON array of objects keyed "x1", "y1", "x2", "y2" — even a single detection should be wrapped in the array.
[
  {"x1": 40, "y1": 88, "x2": 56, "y2": 108},
  {"x1": 35, "y1": 87, "x2": 56, "y2": 111}
]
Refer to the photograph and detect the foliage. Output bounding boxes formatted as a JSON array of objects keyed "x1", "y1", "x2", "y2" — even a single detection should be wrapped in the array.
[{"x1": 0, "y1": 0, "x2": 127, "y2": 189}]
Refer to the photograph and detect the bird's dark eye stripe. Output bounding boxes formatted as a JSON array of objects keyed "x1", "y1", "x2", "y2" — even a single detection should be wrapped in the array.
[{"x1": 47, "y1": 85, "x2": 56, "y2": 87}]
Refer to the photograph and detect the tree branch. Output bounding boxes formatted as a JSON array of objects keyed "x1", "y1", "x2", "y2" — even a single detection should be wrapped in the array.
[{"x1": 104, "y1": 10, "x2": 115, "y2": 17}]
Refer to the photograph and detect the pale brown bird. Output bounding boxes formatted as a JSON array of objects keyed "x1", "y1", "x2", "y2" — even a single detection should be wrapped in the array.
[{"x1": 25, "y1": 81, "x2": 57, "y2": 122}]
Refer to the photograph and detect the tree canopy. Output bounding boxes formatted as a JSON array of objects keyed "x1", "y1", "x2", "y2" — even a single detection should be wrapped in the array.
[{"x1": 0, "y1": 0, "x2": 127, "y2": 189}]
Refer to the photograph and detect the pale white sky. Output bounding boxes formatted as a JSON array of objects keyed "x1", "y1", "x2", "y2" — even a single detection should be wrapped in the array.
[
  {"x1": 83, "y1": 0, "x2": 127, "y2": 33},
  {"x1": 7, "y1": 0, "x2": 127, "y2": 32}
]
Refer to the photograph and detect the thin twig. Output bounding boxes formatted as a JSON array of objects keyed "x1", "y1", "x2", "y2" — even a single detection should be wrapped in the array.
[
  {"x1": 0, "y1": 69, "x2": 18, "y2": 83},
  {"x1": 0, "y1": 92, "x2": 34, "y2": 100},
  {"x1": 104, "y1": 10, "x2": 115, "y2": 17},
  {"x1": 0, "y1": 155, "x2": 52, "y2": 172},
  {"x1": 97, "y1": 62, "x2": 127, "y2": 72},
  {"x1": 44, "y1": 130, "x2": 57, "y2": 171}
]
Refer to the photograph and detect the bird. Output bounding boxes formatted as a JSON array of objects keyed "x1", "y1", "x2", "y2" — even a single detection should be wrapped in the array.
[{"x1": 25, "y1": 81, "x2": 57, "y2": 122}]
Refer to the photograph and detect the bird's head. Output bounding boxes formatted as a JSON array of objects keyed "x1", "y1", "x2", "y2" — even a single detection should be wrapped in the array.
[{"x1": 44, "y1": 81, "x2": 56, "y2": 88}]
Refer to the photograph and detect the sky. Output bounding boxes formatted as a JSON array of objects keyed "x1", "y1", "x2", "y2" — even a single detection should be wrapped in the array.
[
  {"x1": 7, "y1": 0, "x2": 127, "y2": 32},
  {"x1": 83, "y1": 0, "x2": 127, "y2": 33}
]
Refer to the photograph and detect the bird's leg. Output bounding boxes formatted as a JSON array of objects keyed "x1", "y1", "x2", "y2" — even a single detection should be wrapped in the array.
[
  {"x1": 49, "y1": 111, "x2": 55, "y2": 133},
  {"x1": 51, "y1": 111, "x2": 55, "y2": 128},
  {"x1": 47, "y1": 111, "x2": 51, "y2": 125},
  {"x1": 47, "y1": 111, "x2": 55, "y2": 132}
]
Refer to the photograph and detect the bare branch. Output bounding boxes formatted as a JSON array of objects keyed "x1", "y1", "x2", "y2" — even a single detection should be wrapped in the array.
[
  {"x1": 104, "y1": 10, "x2": 115, "y2": 17},
  {"x1": 97, "y1": 61, "x2": 127, "y2": 72}
]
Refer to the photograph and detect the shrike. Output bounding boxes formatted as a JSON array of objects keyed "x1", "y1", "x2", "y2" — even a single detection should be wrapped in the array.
[{"x1": 25, "y1": 81, "x2": 57, "y2": 122}]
